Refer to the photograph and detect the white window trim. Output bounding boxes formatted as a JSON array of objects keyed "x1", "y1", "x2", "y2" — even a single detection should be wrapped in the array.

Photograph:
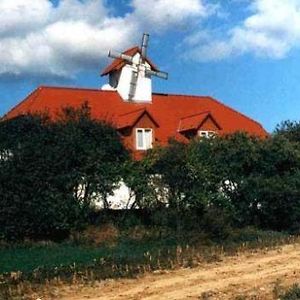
[
  {"x1": 136, "y1": 128, "x2": 153, "y2": 150},
  {"x1": 0, "y1": 149, "x2": 13, "y2": 161},
  {"x1": 198, "y1": 130, "x2": 215, "y2": 138}
]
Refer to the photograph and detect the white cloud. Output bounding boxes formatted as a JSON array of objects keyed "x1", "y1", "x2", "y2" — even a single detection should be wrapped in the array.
[
  {"x1": 132, "y1": 0, "x2": 209, "y2": 30},
  {"x1": 0, "y1": 0, "x2": 139, "y2": 77},
  {"x1": 0, "y1": 18, "x2": 138, "y2": 77},
  {"x1": 0, "y1": 0, "x2": 52, "y2": 37},
  {"x1": 51, "y1": 0, "x2": 108, "y2": 23},
  {"x1": 186, "y1": 0, "x2": 300, "y2": 61},
  {"x1": 0, "y1": 0, "x2": 211, "y2": 78},
  {"x1": 2, "y1": 0, "x2": 300, "y2": 77}
]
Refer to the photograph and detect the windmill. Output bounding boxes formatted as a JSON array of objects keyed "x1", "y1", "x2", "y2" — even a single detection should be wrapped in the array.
[{"x1": 107, "y1": 33, "x2": 168, "y2": 101}]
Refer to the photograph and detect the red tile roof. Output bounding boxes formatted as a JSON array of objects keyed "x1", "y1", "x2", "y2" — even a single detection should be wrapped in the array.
[
  {"x1": 178, "y1": 112, "x2": 221, "y2": 133},
  {"x1": 4, "y1": 86, "x2": 268, "y2": 147},
  {"x1": 101, "y1": 46, "x2": 159, "y2": 76},
  {"x1": 117, "y1": 108, "x2": 159, "y2": 130}
]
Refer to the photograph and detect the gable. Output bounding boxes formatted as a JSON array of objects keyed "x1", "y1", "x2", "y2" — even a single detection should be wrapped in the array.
[
  {"x1": 198, "y1": 114, "x2": 221, "y2": 131},
  {"x1": 178, "y1": 112, "x2": 221, "y2": 134},
  {"x1": 117, "y1": 109, "x2": 159, "y2": 130},
  {"x1": 134, "y1": 111, "x2": 158, "y2": 129}
]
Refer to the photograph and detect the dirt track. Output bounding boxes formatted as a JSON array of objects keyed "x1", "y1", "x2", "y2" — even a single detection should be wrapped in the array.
[{"x1": 58, "y1": 244, "x2": 300, "y2": 299}]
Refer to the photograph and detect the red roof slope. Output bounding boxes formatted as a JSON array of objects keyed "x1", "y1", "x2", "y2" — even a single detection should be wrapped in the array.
[
  {"x1": 4, "y1": 86, "x2": 268, "y2": 145},
  {"x1": 101, "y1": 46, "x2": 159, "y2": 76},
  {"x1": 178, "y1": 112, "x2": 221, "y2": 133},
  {"x1": 117, "y1": 108, "x2": 159, "y2": 130}
]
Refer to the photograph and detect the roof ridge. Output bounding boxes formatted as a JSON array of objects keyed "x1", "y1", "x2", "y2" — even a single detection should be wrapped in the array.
[
  {"x1": 154, "y1": 93, "x2": 265, "y2": 130},
  {"x1": 153, "y1": 92, "x2": 209, "y2": 99},
  {"x1": 38, "y1": 85, "x2": 110, "y2": 92},
  {"x1": 101, "y1": 46, "x2": 140, "y2": 77},
  {"x1": 123, "y1": 45, "x2": 140, "y2": 53},
  {"x1": 206, "y1": 96, "x2": 265, "y2": 129},
  {"x1": 2, "y1": 87, "x2": 42, "y2": 119}
]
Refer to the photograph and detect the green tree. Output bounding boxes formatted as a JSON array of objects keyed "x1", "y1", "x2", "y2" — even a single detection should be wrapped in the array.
[
  {"x1": 150, "y1": 138, "x2": 227, "y2": 232},
  {"x1": 210, "y1": 133, "x2": 263, "y2": 226},
  {"x1": 0, "y1": 103, "x2": 129, "y2": 241},
  {"x1": 213, "y1": 132, "x2": 300, "y2": 231},
  {"x1": 252, "y1": 134, "x2": 300, "y2": 231},
  {"x1": 275, "y1": 120, "x2": 300, "y2": 142}
]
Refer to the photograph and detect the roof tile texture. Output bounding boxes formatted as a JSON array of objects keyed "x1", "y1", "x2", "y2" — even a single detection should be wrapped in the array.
[{"x1": 4, "y1": 86, "x2": 268, "y2": 146}]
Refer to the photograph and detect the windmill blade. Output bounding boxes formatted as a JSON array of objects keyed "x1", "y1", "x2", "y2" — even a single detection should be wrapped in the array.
[
  {"x1": 146, "y1": 69, "x2": 168, "y2": 80},
  {"x1": 141, "y1": 33, "x2": 150, "y2": 61},
  {"x1": 128, "y1": 70, "x2": 139, "y2": 100},
  {"x1": 108, "y1": 50, "x2": 133, "y2": 64}
]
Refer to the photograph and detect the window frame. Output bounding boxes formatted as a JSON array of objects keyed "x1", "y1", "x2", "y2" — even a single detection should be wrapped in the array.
[
  {"x1": 198, "y1": 130, "x2": 215, "y2": 138},
  {"x1": 135, "y1": 128, "x2": 153, "y2": 150}
]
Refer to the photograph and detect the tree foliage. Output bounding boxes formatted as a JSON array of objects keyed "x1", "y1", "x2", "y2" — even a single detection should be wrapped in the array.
[
  {"x1": 1, "y1": 112, "x2": 300, "y2": 240},
  {"x1": 0, "y1": 103, "x2": 129, "y2": 240},
  {"x1": 138, "y1": 129, "x2": 300, "y2": 233},
  {"x1": 275, "y1": 120, "x2": 300, "y2": 142}
]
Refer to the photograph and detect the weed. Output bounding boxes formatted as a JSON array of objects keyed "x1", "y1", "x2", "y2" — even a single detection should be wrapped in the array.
[{"x1": 280, "y1": 284, "x2": 300, "y2": 300}]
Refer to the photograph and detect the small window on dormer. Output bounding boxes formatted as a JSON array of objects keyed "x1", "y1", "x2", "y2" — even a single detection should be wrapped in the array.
[
  {"x1": 136, "y1": 128, "x2": 153, "y2": 150},
  {"x1": 198, "y1": 130, "x2": 215, "y2": 138}
]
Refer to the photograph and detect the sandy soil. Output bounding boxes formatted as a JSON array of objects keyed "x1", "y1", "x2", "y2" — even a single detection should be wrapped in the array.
[{"x1": 55, "y1": 244, "x2": 300, "y2": 300}]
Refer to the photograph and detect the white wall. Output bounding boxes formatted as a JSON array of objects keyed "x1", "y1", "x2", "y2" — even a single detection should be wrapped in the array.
[
  {"x1": 93, "y1": 175, "x2": 169, "y2": 210},
  {"x1": 109, "y1": 53, "x2": 153, "y2": 103},
  {"x1": 94, "y1": 180, "x2": 136, "y2": 210}
]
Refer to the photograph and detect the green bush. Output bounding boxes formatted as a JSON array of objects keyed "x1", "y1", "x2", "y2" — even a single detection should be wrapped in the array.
[
  {"x1": 0, "y1": 103, "x2": 129, "y2": 241},
  {"x1": 142, "y1": 129, "x2": 300, "y2": 233},
  {"x1": 275, "y1": 120, "x2": 300, "y2": 143},
  {"x1": 280, "y1": 284, "x2": 300, "y2": 300}
]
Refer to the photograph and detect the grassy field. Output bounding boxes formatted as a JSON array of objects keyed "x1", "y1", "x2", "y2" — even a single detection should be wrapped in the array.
[
  {"x1": 0, "y1": 244, "x2": 109, "y2": 274},
  {"x1": 0, "y1": 226, "x2": 290, "y2": 273},
  {"x1": 0, "y1": 226, "x2": 296, "y2": 299},
  {"x1": 0, "y1": 238, "x2": 177, "y2": 274}
]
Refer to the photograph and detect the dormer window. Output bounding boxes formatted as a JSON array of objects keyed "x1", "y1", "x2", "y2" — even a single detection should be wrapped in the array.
[
  {"x1": 198, "y1": 130, "x2": 215, "y2": 138},
  {"x1": 178, "y1": 112, "x2": 221, "y2": 140},
  {"x1": 116, "y1": 109, "x2": 159, "y2": 152},
  {"x1": 136, "y1": 128, "x2": 153, "y2": 150}
]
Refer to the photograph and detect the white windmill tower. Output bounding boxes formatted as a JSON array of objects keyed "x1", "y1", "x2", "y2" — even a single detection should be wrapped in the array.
[{"x1": 101, "y1": 33, "x2": 168, "y2": 103}]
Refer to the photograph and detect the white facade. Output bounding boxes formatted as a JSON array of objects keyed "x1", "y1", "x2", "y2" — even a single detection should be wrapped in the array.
[
  {"x1": 102, "y1": 52, "x2": 153, "y2": 103},
  {"x1": 93, "y1": 175, "x2": 169, "y2": 210},
  {"x1": 92, "y1": 181, "x2": 135, "y2": 210}
]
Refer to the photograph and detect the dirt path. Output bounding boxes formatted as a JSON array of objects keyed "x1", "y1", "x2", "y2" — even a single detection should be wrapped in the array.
[{"x1": 58, "y1": 244, "x2": 300, "y2": 300}]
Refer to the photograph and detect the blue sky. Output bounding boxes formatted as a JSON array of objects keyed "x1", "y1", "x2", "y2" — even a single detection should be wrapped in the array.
[{"x1": 1, "y1": 0, "x2": 300, "y2": 132}]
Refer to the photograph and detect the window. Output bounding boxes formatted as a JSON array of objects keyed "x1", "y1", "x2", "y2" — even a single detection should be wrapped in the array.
[
  {"x1": 136, "y1": 128, "x2": 153, "y2": 150},
  {"x1": 198, "y1": 130, "x2": 215, "y2": 138},
  {"x1": 0, "y1": 149, "x2": 13, "y2": 161}
]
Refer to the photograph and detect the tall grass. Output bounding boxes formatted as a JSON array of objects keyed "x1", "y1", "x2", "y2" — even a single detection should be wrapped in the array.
[{"x1": 0, "y1": 227, "x2": 297, "y2": 299}]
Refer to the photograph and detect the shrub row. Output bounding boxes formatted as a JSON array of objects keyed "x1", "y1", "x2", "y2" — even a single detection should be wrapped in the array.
[
  {"x1": 134, "y1": 128, "x2": 300, "y2": 233},
  {"x1": 1, "y1": 103, "x2": 300, "y2": 241}
]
